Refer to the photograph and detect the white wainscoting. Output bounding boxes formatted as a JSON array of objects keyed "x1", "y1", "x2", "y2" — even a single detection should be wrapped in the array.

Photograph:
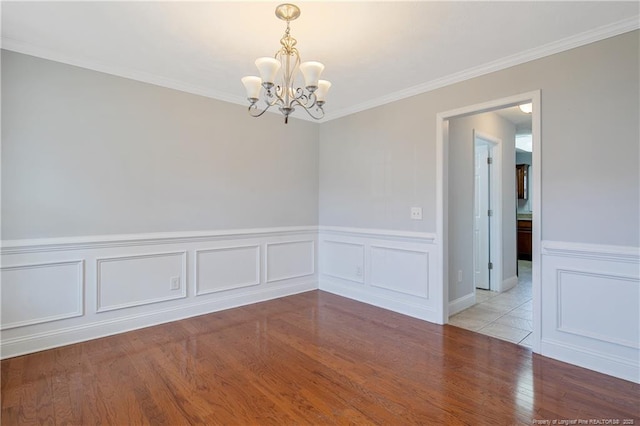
[
  {"x1": 321, "y1": 240, "x2": 365, "y2": 284},
  {"x1": 540, "y1": 241, "x2": 640, "y2": 383},
  {"x1": 0, "y1": 227, "x2": 317, "y2": 358},
  {"x1": 318, "y1": 226, "x2": 439, "y2": 323},
  {"x1": 266, "y1": 240, "x2": 315, "y2": 283},
  {"x1": 370, "y1": 245, "x2": 430, "y2": 298},
  {"x1": 97, "y1": 251, "x2": 187, "y2": 312},
  {"x1": 195, "y1": 245, "x2": 260, "y2": 296},
  {"x1": 1, "y1": 260, "x2": 84, "y2": 330}
]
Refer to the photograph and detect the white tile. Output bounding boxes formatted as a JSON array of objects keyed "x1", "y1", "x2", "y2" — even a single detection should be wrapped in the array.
[
  {"x1": 509, "y1": 286, "x2": 532, "y2": 297},
  {"x1": 481, "y1": 297, "x2": 523, "y2": 312},
  {"x1": 494, "y1": 314, "x2": 533, "y2": 332},
  {"x1": 508, "y1": 306, "x2": 532, "y2": 320},
  {"x1": 454, "y1": 304, "x2": 505, "y2": 322},
  {"x1": 518, "y1": 300, "x2": 533, "y2": 311},
  {"x1": 448, "y1": 316, "x2": 488, "y2": 331},
  {"x1": 475, "y1": 290, "x2": 497, "y2": 303},
  {"x1": 496, "y1": 292, "x2": 530, "y2": 304},
  {"x1": 477, "y1": 323, "x2": 531, "y2": 344}
]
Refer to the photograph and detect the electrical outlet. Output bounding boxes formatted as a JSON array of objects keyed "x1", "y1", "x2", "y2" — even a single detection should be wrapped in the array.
[
  {"x1": 410, "y1": 207, "x2": 423, "y2": 220},
  {"x1": 356, "y1": 266, "x2": 363, "y2": 277},
  {"x1": 170, "y1": 276, "x2": 180, "y2": 290}
]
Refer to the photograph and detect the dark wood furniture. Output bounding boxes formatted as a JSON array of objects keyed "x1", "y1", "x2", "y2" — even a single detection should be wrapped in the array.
[{"x1": 518, "y1": 219, "x2": 532, "y2": 261}]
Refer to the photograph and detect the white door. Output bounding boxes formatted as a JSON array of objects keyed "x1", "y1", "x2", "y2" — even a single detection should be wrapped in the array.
[{"x1": 474, "y1": 142, "x2": 491, "y2": 290}]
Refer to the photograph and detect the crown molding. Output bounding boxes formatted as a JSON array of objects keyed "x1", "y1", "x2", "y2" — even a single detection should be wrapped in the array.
[
  {"x1": 2, "y1": 15, "x2": 638, "y2": 123},
  {"x1": 322, "y1": 15, "x2": 640, "y2": 122}
]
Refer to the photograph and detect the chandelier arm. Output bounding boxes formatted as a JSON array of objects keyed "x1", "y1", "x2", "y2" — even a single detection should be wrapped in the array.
[
  {"x1": 248, "y1": 85, "x2": 288, "y2": 117},
  {"x1": 265, "y1": 84, "x2": 288, "y2": 107},
  {"x1": 293, "y1": 87, "x2": 321, "y2": 108},
  {"x1": 294, "y1": 87, "x2": 307, "y2": 104},
  {"x1": 248, "y1": 102, "x2": 272, "y2": 118},
  {"x1": 290, "y1": 98, "x2": 325, "y2": 120}
]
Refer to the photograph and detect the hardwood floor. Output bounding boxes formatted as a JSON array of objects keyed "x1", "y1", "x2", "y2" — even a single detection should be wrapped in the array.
[{"x1": 2, "y1": 290, "x2": 638, "y2": 425}]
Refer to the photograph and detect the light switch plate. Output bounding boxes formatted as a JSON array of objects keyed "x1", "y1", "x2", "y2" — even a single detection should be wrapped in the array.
[{"x1": 410, "y1": 207, "x2": 423, "y2": 220}]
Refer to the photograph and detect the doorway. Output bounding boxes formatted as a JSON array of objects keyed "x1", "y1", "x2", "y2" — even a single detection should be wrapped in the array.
[{"x1": 436, "y1": 90, "x2": 541, "y2": 354}]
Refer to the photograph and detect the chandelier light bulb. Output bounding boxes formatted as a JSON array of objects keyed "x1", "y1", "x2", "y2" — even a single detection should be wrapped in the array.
[
  {"x1": 315, "y1": 80, "x2": 332, "y2": 103},
  {"x1": 241, "y1": 76, "x2": 262, "y2": 101},
  {"x1": 255, "y1": 57, "x2": 281, "y2": 86},
  {"x1": 299, "y1": 61, "x2": 325, "y2": 91}
]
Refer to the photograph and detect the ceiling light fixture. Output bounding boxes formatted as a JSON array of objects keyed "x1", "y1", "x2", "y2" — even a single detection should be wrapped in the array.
[
  {"x1": 241, "y1": 3, "x2": 331, "y2": 124},
  {"x1": 519, "y1": 103, "x2": 533, "y2": 114}
]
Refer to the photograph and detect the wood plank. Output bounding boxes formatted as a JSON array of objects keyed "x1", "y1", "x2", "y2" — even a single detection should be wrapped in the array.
[{"x1": 2, "y1": 290, "x2": 638, "y2": 425}]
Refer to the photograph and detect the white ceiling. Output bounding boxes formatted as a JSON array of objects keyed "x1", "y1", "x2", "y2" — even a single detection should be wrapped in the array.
[
  {"x1": 495, "y1": 106, "x2": 532, "y2": 134},
  {"x1": 2, "y1": 1, "x2": 638, "y2": 122}
]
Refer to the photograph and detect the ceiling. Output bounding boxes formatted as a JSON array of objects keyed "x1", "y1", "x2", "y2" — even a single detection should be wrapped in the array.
[
  {"x1": 2, "y1": 1, "x2": 638, "y2": 122},
  {"x1": 495, "y1": 106, "x2": 532, "y2": 134}
]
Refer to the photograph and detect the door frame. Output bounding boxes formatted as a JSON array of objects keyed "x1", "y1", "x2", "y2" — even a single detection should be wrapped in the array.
[
  {"x1": 436, "y1": 90, "x2": 541, "y2": 354},
  {"x1": 473, "y1": 130, "x2": 503, "y2": 292}
]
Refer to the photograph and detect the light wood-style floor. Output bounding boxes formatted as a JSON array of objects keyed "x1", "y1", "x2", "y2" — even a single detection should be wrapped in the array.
[{"x1": 2, "y1": 290, "x2": 638, "y2": 425}]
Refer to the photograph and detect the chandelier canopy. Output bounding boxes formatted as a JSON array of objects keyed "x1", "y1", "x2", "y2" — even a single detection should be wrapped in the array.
[{"x1": 241, "y1": 3, "x2": 331, "y2": 124}]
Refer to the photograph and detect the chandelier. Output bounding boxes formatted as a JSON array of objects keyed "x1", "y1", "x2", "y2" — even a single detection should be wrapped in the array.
[{"x1": 241, "y1": 3, "x2": 331, "y2": 124}]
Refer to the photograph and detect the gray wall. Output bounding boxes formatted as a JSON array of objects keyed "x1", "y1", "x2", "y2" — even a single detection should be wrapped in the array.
[
  {"x1": 448, "y1": 112, "x2": 517, "y2": 301},
  {"x1": 1, "y1": 51, "x2": 320, "y2": 239},
  {"x1": 319, "y1": 103, "x2": 434, "y2": 232},
  {"x1": 3, "y1": 30, "x2": 639, "y2": 248},
  {"x1": 319, "y1": 31, "x2": 639, "y2": 247}
]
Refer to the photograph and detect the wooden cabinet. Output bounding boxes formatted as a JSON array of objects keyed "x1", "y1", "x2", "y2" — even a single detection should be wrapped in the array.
[
  {"x1": 516, "y1": 164, "x2": 529, "y2": 199},
  {"x1": 517, "y1": 220, "x2": 532, "y2": 261}
]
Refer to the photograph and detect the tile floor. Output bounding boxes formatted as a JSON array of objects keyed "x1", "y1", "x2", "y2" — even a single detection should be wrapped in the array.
[{"x1": 449, "y1": 261, "x2": 533, "y2": 347}]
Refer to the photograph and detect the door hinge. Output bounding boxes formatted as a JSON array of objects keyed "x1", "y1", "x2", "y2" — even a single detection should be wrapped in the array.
[
  {"x1": 488, "y1": 209, "x2": 493, "y2": 217},
  {"x1": 487, "y1": 157, "x2": 493, "y2": 164},
  {"x1": 488, "y1": 262, "x2": 493, "y2": 270}
]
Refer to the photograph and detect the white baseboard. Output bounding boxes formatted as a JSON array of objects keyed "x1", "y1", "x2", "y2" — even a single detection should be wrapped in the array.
[
  {"x1": 501, "y1": 275, "x2": 518, "y2": 292},
  {"x1": 541, "y1": 338, "x2": 639, "y2": 384},
  {"x1": 448, "y1": 293, "x2": 475, "y2": 316},
  {"x1": 319, "y1": 278, "x2": 439, "y2": 323}
]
